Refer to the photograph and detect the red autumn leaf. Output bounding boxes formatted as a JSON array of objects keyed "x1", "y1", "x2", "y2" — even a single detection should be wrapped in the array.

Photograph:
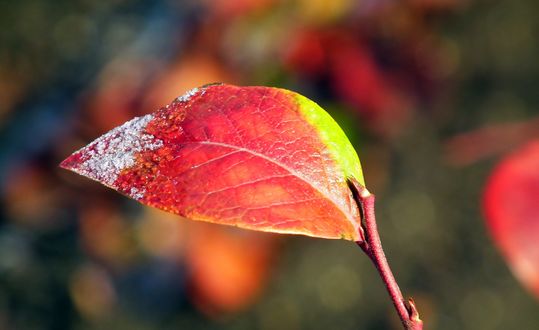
[
  {"x1": 483, "y1": 140, "x2": 539, "y2": 298},
  {"x1": 61, "y1": 84, "x2": 365, "y2": 240}
]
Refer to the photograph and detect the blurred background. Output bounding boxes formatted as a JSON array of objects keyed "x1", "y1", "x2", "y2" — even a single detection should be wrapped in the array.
[{"x1": 1, "y1": 0, "x2": 539, "y2": 329}]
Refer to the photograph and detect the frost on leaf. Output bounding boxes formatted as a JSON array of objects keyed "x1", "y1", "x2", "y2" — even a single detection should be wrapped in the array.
[
  {"x1": 61, "y1": 84, "x2": 365, "y2": 241},
  {"x1": 175, "y1": 87, "x2": 204, "y2": 103},
  {"x1": 60, "y1": 114, "x2": 163, "y2": 190}
]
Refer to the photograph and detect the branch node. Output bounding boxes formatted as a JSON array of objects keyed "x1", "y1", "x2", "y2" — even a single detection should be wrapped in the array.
[{"x1": 407, "y1": 298, "x2": 421, "y2": 322}]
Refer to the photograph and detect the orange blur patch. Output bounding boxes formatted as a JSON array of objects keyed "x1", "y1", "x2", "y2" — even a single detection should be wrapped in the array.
[
  {"x1": 79, "y1": 204, "x2": 136, "y2": 268},
  {"x1": 185, "y1": 223, "x2": 277, "y2": 316},
  {"x1": 69, "y1": 264, "x2": 116, "y2": 320}
]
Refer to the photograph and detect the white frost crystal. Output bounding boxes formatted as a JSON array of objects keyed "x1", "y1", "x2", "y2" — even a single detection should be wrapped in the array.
[
  {"x1": 129, "y1": 187, "x2": 144, "y2": 200},
  {"x1": 69, "y1": 114, "x2": 163, "y2": 190},
  {"x1": 175, "y1": 87, "x2": 204, "y2": 103}
]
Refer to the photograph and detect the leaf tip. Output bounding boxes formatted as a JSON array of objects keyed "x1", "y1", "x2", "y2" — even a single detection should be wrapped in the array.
[
  {"x1": 59, "y1": 153, "x2": 77, "y2": 171},
  {"x1": 59, "y1": 114, "x2": 163, "y2": 188}
]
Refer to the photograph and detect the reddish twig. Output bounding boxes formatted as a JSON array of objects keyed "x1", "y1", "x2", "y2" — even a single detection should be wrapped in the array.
[{"x1": 349, "y1": 178, "x2": 423, "y2": 330}]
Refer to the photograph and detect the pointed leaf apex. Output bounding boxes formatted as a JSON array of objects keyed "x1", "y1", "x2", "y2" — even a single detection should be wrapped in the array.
[{"x1": 60, "y1": 114, "x2": 163, "y2": 188}]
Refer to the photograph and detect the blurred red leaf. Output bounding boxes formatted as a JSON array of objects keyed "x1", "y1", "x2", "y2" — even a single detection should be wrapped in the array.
[
  {"x1": 328, "y1": 34, "x2": 411, "y2": 127},
  {"x1": 444, "y1": 118, "x2": 539, "y2": 167},
  {"x1": 61, "y1": 84, "x2": 364, "y2": 240},
  {"x1": 483, "y1": 140, "x2": 539, "y2": 298},
  {"x1": 284, "y1": 29, "x2": 327, "y2": 77},
  {"x1": 284, "y1": 29, "x2": 413, "y2": 137}
]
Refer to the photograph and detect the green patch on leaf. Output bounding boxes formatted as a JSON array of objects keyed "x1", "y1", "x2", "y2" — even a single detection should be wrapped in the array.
[{"x1": 292, "y1": 92, "x2": 365, "y2": 186}]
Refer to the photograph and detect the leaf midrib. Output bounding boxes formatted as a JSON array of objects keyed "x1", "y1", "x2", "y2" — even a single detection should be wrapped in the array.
[{"x1": 187, "y1": 140, "x2": 357, "y2": 228}]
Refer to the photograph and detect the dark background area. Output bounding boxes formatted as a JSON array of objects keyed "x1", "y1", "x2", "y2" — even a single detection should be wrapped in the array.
[{"x1": 1, "y1": 0, "x2": 538, "y2": 329}]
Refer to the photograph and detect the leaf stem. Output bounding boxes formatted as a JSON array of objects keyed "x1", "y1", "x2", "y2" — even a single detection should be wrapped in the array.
[{"x1": 349, "y1": 179, "x2": 423, "y2": 330}]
